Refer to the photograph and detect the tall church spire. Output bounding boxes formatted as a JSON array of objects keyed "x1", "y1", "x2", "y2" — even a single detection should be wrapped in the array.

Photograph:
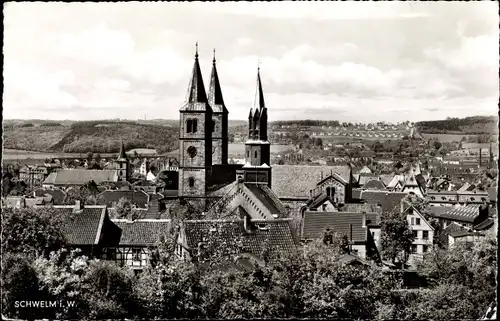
[
  {"x1": 254, "y1": 64, "x2": 266, "y2": 110},
  {"x1": 117, "y1": 140, "x2": 127, "y2": 161},
  {"x1": 208, "y1": 48, "x2": 226, "y2": 111},
  {"x1": 185, "y1": 42, "x2": 208, "y2": 105}
]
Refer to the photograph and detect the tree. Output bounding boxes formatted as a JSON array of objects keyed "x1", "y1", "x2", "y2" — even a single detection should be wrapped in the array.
[
  {"x1": 94, "y1": 153, "x2": 102, "y2": 164},
  {"x1": 433, "y1": 141, "x2": 442, "y2": 150},
  {"x1": 380, "y1": 209, "x2": 415, "y2": 266},
  {"x1": 63, "y1": 185, "x2": 98, "y2": 205},
  {"x1": 114, "y1": 197, "x2": 132, "y2": 219},
  {"x1": 32, "y1": 249, "x2": 90, "y2": 319},
  {"x1": 1, "y1": 207, "x2": 68, "y2": 260},
  {"x1": 1, "y1": 253, "x2": 41, "y2": 320},
  {"x1": 81, "y1": 260, "x2": 137, "y2": 319},
  {"x1": 86, "y1": 152, "x2": 94, "y2": 163}
]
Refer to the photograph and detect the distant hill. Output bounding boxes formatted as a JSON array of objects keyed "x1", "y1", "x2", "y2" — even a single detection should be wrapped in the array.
[
  {"x1": 415, "y1": 116, "x2": 498, "y2": 135},
  {"x1": 4, "y1": 121, "x2": 178, "y2": 154},
  {"x1": 3, "y1": 119, "x2": 249, "y2": 154}
]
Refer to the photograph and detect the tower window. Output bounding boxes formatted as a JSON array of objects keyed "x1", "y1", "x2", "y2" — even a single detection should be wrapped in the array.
[
  {"x1": 188, "y1": 177, "x2": 195, "y2": 187},
  {"x1": 186, "y1": 119, "x2": 192, "y2": 133},
  {"x1": 192, "y1": 119, "x2": 198, "y2": 133},
  {"x1": 187, "y1": 146, "x2": 198, "y2": 158},
  {"x1": 247, "y1": 151, "x2": 249, "y2": 158},
  {"x1": 212, "y1": 120, "x2": 216, "y2": 133},
  {"x1": 254, "y1": 151, "x2": 258, "y2": 158}
]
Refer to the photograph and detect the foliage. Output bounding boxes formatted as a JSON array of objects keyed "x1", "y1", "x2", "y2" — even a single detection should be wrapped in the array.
[
  {"x1": 114, "y1": 197, "x2": 133, "y2": 219},
  {"x1": 1, "y1": 253, "x2": 41, "y2": 320},
  {"x1": 63, "y1": 184, "x2": 98, "y2": 205},
  {"x1": 380, "y1": 209, "x2": 415, "y2": 266},
  {"x1": 32, "y1": 249, "x2": 90, "y2": 319},
  {"x1": 40, "y1": 122, "x2": 63, "y2": 127},
  {"x1": 416, "y1": 116, "x2": 498, "y2": 134},
  {"x1": 1, "y1": 207, "x2": 68, "y2": 260},
  {"x1": 80, "y1": 260, "x2": 137, "y2": 319}
]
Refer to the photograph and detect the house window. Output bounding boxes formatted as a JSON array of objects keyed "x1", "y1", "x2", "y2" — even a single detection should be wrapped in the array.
[
  {"x1": 410, "y1": 217, "x2": 414, "y2": 225},
  {"x1": 322, "y1": 204, "x2": 327, "y2": 211},
  {"x1": 371, "y1": 231, "x2": 375, "y2": 237},
  {"x1": 254, "y1": 151, "x2": 258, "y2": 158},
  {"x1": 412, "y1": 230, "x2": 418, "y2": 239},
  {"x1": 422, "y1": 231, "x2": 429, "y2": 240},
  {"x1": 132, "y1": 248, "x2": 141, "y2": 262},
  {"x1": 423, "y1": 245, "x2": 429, "y2": 253},
  {"x1": 411, "y1": 245, "x2": 418, "y2": 253},
  {"x1": 188, "y1": 177, "x2": 195, "y2": 188},
  {"x1": 106, "y1": 248, "x2": 116, "y2": 261},
  {"x1": 415, "y1": 218, "x2": 421, "y2": 225}
]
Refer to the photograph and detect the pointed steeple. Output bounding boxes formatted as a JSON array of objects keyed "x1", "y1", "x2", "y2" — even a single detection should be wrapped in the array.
[
  {"x1": 117, "y1": 141, "x2": 127, "y2": 161},
  {"x1": 208, "y1": 48, "x2": 226, "y2": 112},
  {"x1": 184, "y1": 43, "x2": 209, "y2": 107},
  {"x1": 254, "y1": 65, "x2": 266, "y2": 110}
]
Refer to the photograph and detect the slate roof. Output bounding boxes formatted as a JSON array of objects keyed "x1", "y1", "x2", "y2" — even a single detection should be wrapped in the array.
[
  {"x1": 379, "y1": 174, "x2": 395, "y2": 187},
  {"x1": 111, "y1": 219, "x2": 171, "y2": 246},
  {"x1": 182, "y1": 219, "x2": 297, "y2": 259},
  {"x1": 358, "y1": 174, "x2": 379, "y2": 186},
  {"x1": 244, "y1": 184, "x2": 286, "y2": 215},
  {"x1": 34, "y1": 188, "x2": 67, "y2": 205},
  {"x1": 271, "y1": 165, "x2": 351, "y2": 199},
  {"x1": 341, "y1": 203, "x2": 382, "y2": 214},
  {"x1": 43, "y1": 169, "x2": 118, "y2": 186},
  {"x1": 432, "y1": 205, "x2": 480, "y2": 223},
  {"x1": 97, "y1": 190, "x2": 149, "y2": 208},
  {"x1": 362, "y1": 179, "x2": 386, "y2": 190},
  {"x1": 302, "y1": 211, "x2": 370, "y2": 242},
  {"x1": 60, "y1": 206, "x2": 107, "y2": 245},
  {"x1": 438, "y1": 222, "x2": 468, "y2": 246},
  {"x1": 360, "y1": 191, "x2": 407, "y2": 213}
]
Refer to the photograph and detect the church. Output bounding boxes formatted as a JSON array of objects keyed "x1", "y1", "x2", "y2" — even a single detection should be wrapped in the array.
[{"x1": 168, "y1": 44, "x2": 357, "y2": 223}]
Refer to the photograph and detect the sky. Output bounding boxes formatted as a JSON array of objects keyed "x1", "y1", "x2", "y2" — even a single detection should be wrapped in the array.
[{"x1": 3, "y1": 2, "x2": 499, "y2": 123}]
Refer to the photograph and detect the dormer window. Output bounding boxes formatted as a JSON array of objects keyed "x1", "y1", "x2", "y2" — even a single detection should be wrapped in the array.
[{"x1": 188, "y1": 177, "x2": 195, "y2": 188}]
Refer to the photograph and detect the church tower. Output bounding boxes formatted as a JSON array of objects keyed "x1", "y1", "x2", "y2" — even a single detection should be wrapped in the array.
[
  {"x1": 208, "y1": 49, "x2": 229, "y2": 165},
  {"x1": 116, "y1": 141, "x2": 129, "y2": 182},
  {"x1": 243, "y1": 66, "x2": 272, "y2": 187},
  {"x1": 178, "y1": 44, "x2": 213, "y2": 197}
]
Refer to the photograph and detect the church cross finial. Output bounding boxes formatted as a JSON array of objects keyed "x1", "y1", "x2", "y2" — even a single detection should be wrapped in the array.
[
  {"x1": 195, "y1": 42, "x2": 199, "y2": 59},
  {"x1": 213, "y1": 48, "x2": 216, "y2": 63},
  {"x1": 257, "y1": 58, "x2": 261, "y2": 72}
]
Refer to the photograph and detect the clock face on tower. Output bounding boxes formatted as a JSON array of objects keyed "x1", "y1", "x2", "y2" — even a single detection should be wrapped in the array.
[{"x1": 187, "y1": 146, "x2": 197, "y2": 158}]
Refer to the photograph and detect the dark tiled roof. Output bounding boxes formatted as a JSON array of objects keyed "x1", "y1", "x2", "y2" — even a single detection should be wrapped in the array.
[
  {"x1": 34, "y1": 188, "x2": 66, "y2": 205},
  {"x1": 61, "y1": 206, "x2": 106, "y2": 245},
  {"x1": 97, "y1": 190, "x2": 149, "y2": 208},
  {"x1": 43, "y1": 169, "x2": 118, "y2": 186},
  {"x1": 112, "y1": 219, "x2": 171, "y2": 246},
  {"x1": 362, "y1": 179, "x2": 386, "y2": 190},
  {"x1": 433, "y1": 205, "x2": 480, "y2": 223},
  {"x1": 162, "y1": 190, "x2": 179, "y2": 198},
  {"x1": 439, "y1": 222, "x2": 468, "y2": 246},
  {"x1": 302, "y1": 211, "x2": 369, "y2": 242},
  {"x1": 474, "y1": 218, "x2": 494, "y2": 231},
  {"x1": 182, "y1": 219, "x2": 297, "y2": 259},
  {"x1": 308, "y1": 193, "x2": 332, "y2": 209},
  {"x1": 488, "y1": 187, "x2": 497, "y2": 202},
  {"x1": 360, "y1": 191, "x2": 407, "y2": 213},
  {"x1": 352, "y1": 188, "x2": 362, "y2": 199},
  {"x1": 271, "y1": 165, "x2": 351, "y2": 199}
]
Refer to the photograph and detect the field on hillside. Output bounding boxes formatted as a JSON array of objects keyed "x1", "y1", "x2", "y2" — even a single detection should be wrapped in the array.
[
  {"x1": 420, "y1": 133, "x2": 482, "y2": 143},
  {"x1": 3, "y1": 121, "x2": 179, "y2": 154}
]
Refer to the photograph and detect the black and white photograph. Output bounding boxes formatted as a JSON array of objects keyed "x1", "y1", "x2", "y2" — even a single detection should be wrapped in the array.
[{"x1": 2, "y1": 2, "x2": 498, "y2": 320}]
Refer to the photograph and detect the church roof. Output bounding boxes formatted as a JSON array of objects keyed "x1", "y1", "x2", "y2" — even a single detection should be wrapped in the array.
[
  {"x1": 254, "y1": 68, "x2": 266, "y2": 110},
  {"x1": 181, "y1": 44, "x2": 211, "y2": 112},
  {"x1": 208, "y1": 50, "x2": 227, "y2": 113}
]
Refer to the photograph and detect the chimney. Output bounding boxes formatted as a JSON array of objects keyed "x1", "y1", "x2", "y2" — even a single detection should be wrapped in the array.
[
  {"x1": 362, "y1": 212, "x2": 367, "y2": 228},
  {"x1": 309, "y1": 189, "x2": 313, "y2": 199},
  {"x1": 243, "y1": 214, "x2": 252, "y2": 233},
  {"x1": 74, "y1": 200, "x2": 82, "y2": 212}
]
